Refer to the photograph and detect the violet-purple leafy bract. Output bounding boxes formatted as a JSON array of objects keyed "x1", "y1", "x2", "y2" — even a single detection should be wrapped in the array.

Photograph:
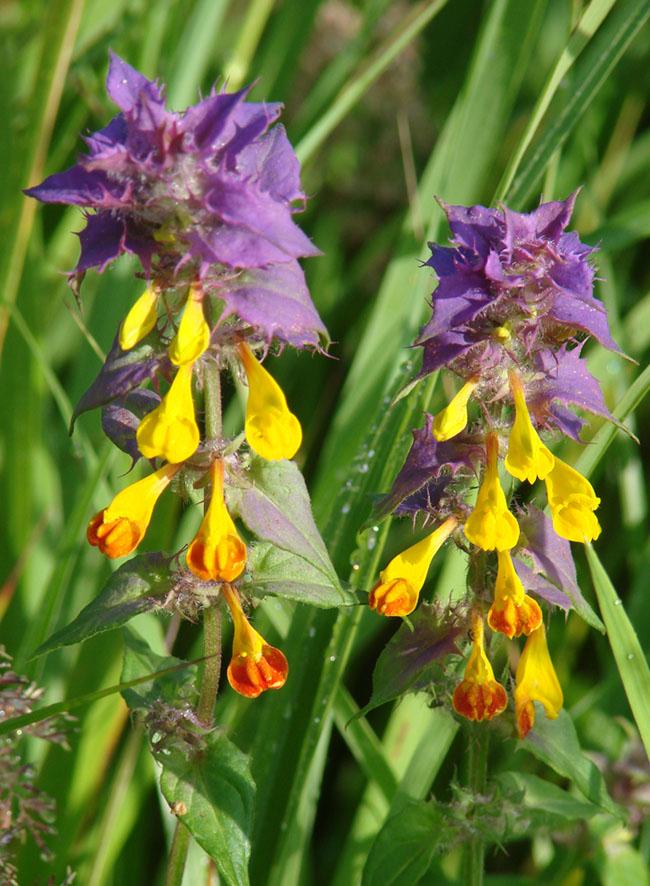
[{"x1": 25, "y1": 51, "x2": 327, "y2": 349}]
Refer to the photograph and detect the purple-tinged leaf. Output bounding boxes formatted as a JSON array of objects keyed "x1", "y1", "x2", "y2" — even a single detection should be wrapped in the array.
[
  {"x1": 359, "y1": 604, "x2": 468, "y2": 716},
  {"x1": 32, "y1": 554, "x2": 173, "y2": 658},
  {"x1": 101, "y1": 389, "x2": 161, "y2": 466},
  {"x1": 71, "y1": 332, "x2": 168, "y2": 431},
  {"x1": 512, "y1": 558, "x2": 571, "y2": 612},
  {"x1": 227, "y1": 456, "x2": 340, "y2": 591},
  {"x1": 516, "y1": 506, "x2": 604, "y2": 632}
]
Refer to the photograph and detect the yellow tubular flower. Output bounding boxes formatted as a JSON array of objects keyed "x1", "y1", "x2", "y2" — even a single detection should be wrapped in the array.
[
  {"x1": 237, "y1": 341, "x2": 302, "y2": 461},
  {"x1": 369, "y1": 516, "x2": 457, "y2": 617},
  {"x1": 544, "y1": 456, "x2": 601, "y2": 543},
  {"x1": 464, "y1": 432, "x2": 520, "y2": 551},
  {"x1": 168, "y1": 286, "x2": 211, "y2": 365},
  {"x1": 452, "y1": 611, "x2": 508, "y2": 722},
  {"x1": 433, "y1": 378, "x2": 479, "y2": 441},
  {"x1": 119, "y1": 287, "x2": 158, "y2": 350},
  {"x1": 87, "y1": 462, "x2": 181, "y2": 558},
  {"x1": 514, "y1": 623, "x2": 563, "y2": 739},
  {"x1": 488, "y1": 550, "x2": 542, "y2": 639},
  {"x1": 136, "y1": 362, "x2": 200, "y2": 463},
  {"x1": 186, "y1": 460, "x2": 247, "y2": 582},
  {"x1": 505, "y1": 371, "x2": 555, "y2": 483},
  {"x1": 221, "y1": 583, "x2": 288, "y2": 698}
]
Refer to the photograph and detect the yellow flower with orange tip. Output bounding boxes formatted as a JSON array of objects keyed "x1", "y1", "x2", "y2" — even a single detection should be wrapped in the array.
[
  {"x1": 119, "y1": 287, "x2": 158, "y2": 350},
  {"x1": 452, "y1": 610, "x2": 508, "y2": 722},
  {"x1": 221, "y1": 582, "x2": 288, "y2": 698},
  {"x1": 136, "y1": 362, "x2": 200, "y2": 463},
  {"x1": 515, "y1": 622, "x2": 563, "y2": 739},
  {"x1": 168, "y1": 286, "x2": 211, "y2": 366},
  {"x1": 237, "y1": 341, "x2": 302, "y2": 461},
  {"x1": 505, "y1": 371, "x2": 555, "y2": 484},
  {"x1": 464, "y1": 432, "x2": 520, "y2": 551},
  {"x1": 186, "y1": 460, "x2": 247, "y2": 582},
  {"x1": 87, "y1": 462, "x2": 181, "y2": 558},
  {"x1": 544, "y1": 456, "x2": 601, "y2": 543},
  {"x1": 432, "y1": 377, "x2": 479, "y2": 441},
  {"x1": 369, "y1": 516, "x2": 457, "y2": 617},
  {"x1": 488, "y1": 550, "x2": 542, "y2": 639}
]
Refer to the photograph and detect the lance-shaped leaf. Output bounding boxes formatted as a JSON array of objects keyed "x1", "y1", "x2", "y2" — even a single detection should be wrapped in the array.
[
  {"x1": 70, "y1": 330, "x2": 168, "y2": 431},
  {"x1": 120, "y1": 627, "x2": 199, "y2": 712},
  {"x1": 244, "y1": 542, "x2": 361, "y2": 608},
  {"x1": 359, "y1": 604, "x2": 467, "y2": 717},
  {"x1": 370, "y1": 414, "x2": 480, "y2": 524},
  {"x1": 32, "y1": 554, "x2": 174, "y2": 658},
  {"x1": 161, "y1": 733, "x2": 255, "y2": 886},
  {"x1": 515, "y1": 505, "x2": 604, "y2": 632},
  {"x1": 362, "y1": 801, "x2": 444, "y2": 886},
  {"x1": 227, "y1": 456, "x2": 340, "y2": 592},
  {"x1": 512, "y1": 558, "x2": 572, "y2": 612},
  {"x1": 519, "y1": 707, "x2": 624, "y2": 819}
]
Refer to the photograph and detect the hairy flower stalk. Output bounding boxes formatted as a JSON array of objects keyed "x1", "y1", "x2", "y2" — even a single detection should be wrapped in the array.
[{"x1": 369, "y1": 192, "x2": 619, "y2": 742}]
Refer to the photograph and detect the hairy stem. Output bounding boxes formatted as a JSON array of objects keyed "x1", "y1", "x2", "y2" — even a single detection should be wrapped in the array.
[{"x1": 462, "y1": 728, "x2": 489, "y2": 886}]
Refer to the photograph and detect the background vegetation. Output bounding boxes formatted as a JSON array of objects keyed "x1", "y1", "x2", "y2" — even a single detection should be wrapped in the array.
[{"x1": 2, "y1": 0, "x2": 650, "y2": 883}]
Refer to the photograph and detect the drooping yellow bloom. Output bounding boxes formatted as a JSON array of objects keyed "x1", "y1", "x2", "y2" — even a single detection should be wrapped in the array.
[
  {"x1": 514, "y1": 623, "x2": 563, "y2": 739},
  {"x1": 369, "y1": 516, "x2": 457, "y2": 617},
  {"x1": 488, "y1": 550, "x2": 542, "y2": 639},
  {"x1": 136, "y1": 362, "x2": 200, "y2": 463},
  {"x1": 452, "y1": 610, "x2": 508, "y2": 722},
  {"x1": 119, "y1": 287, "x2": 158, "y2": 350},
  {"x1": 186, "y1": 460, "x2": 247, "y2": 582},
  {"x1": 464, "y1": 432, "x2": 520, "y2": 551},
  {"x1": 237, "y1": 341, "x2": 302, "y2": 461},
  {"x1": 544, "y1": 456, "x2": 601, "y2": 543},
  {"x1": 221, "y1": 582, "x2": 288, "y2": 698},
  {"x1": 168, "y1": 286, "x2": 211, "y2": 365},
  {"x1": 505, "y1": 371, "x2": 555, "y2": 483},
  {"x1": 87, "y1": 462, "x2": 181, "y2": 558},
  {"x1": 432, "y1": 378, "x2": 479, "y2": 441}
]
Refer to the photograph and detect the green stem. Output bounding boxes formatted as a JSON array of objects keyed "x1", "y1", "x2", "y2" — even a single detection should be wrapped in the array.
[
  {"x1": 165, "y1": 360, "x2": 223, "y2": 886},
  {"x1": 462, "y1": 728, "x2": 489, "y2": 886}
]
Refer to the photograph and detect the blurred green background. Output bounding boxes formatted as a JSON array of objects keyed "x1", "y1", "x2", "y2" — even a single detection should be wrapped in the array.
[{"x1": 2, "y1": 0, "x2": 650, "y2": 884}]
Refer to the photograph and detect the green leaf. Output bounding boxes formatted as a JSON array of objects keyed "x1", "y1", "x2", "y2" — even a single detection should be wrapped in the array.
[
  {"x1": 361, "y1": 801, "x2": 443, "y2": 886},
  {"x1": 32, "y1": 553, "x2": 174, "y2": 658},
  {"x1": 358, "y1": 604, "x2": 467, "y2": 717},
  {"x1": 498, "y1": 771, "x2": 600, "y2": 826},
  {"x1": 160, "y1": 732, "x2": 255, "y2": 886},
  {"x1": 120, "y1": 627, "x2": 198, "y2": 712},
  {"x1": 245, "y1": 541, "x2": 361, "y2": 608},
  {"x1": 585, "y1": 542, "x2": 650, "y2": 761},
  {"x1": 520, "y1": 707, "x2": 624, "y2": 818}
]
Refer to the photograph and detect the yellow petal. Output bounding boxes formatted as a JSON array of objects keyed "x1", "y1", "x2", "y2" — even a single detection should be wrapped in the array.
[
  {"x1": 515, "y1": 623, "x2": 563, "y2": 738},
  {"x1": 545, "y1": 457, "x2": 601, "y2": 543},
  {"x1": 169, "y1": 286, "x2": 211, "y2": 365},
  {"x1": 505, "y1": 372, "x2": 555, "y2": 483},
  {"x1": 464, "y1": 433, "x2": 520, "y2": 551},
  {"x1": 433, "y1": 378, "x2": 479, "y2": 441},
  {"x1": 136, "y1": 362, "x2": 200, "y2": 463},
  {"x1": 238, "y1": 342, "x2": 302, "y2": 461},
  {"x1": 119, "y1": 288, "x2": 158, "y2": 350}
]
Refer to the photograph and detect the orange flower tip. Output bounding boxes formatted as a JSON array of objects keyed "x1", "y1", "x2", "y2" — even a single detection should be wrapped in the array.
[
  {"x1": 516, "y1": 700, "x2": 536, "y2": 739},
  {"x1": 368, "y1": 578, "x2": 418, "y2": 617},
  {"x1": 86, "y1": 509, "x2": 143, "y2": 558},
  {"x1": 488, "y1": 594, "x2": 543, "y2": 639},
  {"x1": 452, "y1": 679, "x2": 508, "y2": 722},
  {"x1": 227, "y1": 646, "x2": 288, "y2": 698},
  {"x1": 186, "y1": 536, "x2": 247, "y2": 582}
]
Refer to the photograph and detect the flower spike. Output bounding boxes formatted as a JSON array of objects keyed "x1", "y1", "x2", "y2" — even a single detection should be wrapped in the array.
[
  {"x1": 514, "y1": 623, "x2": 563, "y2": 739},
  {"x1": 119, "y1": 287, "x2": 158, "y2": 351},
  {"x1": 369, "y1": 516, "x2": 457, "y2": 617},
  {"x1": 464, "y1": 432, "x2": 520, "y2": 551},
  {"x1": 237, "y1": 341, "x2": 302, "y2": 461},
  {"x1": 452, "y1": 610, "x2": 508, "y2": 722},
  {"x1": 505, "y1": 371, "x2": 555, "y2": 483},
  {"x1": 488, "y1": 550, "x2": 542, "y2": 639},
  {"x1": 187, "y1": 460, "x2": 247, "y2": 582},
  {"x1": 433, "y1": 378, "x2": 479, "y2": 441},
  {"x1": 136, "y1": 362, "x2": 200, "y2": 463},
  {"x1": 87, "y1": 462, "x2": 181, "y2": 558},
  {"x1": 221, "y1": 583, "x2": 288, "y2": 698},
  {"x1": 169, "y1": 286, "x2": 211, "y2": 366},
  {"x1": 544, "y1": 456, "x2": 601, "y2": 543}
]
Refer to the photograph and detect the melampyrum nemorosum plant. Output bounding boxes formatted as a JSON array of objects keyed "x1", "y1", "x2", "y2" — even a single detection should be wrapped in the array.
[{"x1": 367, "y1": 193, "x2": 620, "y2": 739}]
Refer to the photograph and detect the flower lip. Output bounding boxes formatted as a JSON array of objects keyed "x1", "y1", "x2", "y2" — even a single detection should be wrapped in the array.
[
  {"x1": 136, "y1": 361, "x2": 200, "y2": 463},
  {"x1": 452, "y1": 611, "x2": 507, "y2": 722},
  {"x1": 464, "y1": 432, "x2": 520, "y2": 551},
  {"x1": 514, "y1": 623, "x2": 563, "y2": 739}
]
